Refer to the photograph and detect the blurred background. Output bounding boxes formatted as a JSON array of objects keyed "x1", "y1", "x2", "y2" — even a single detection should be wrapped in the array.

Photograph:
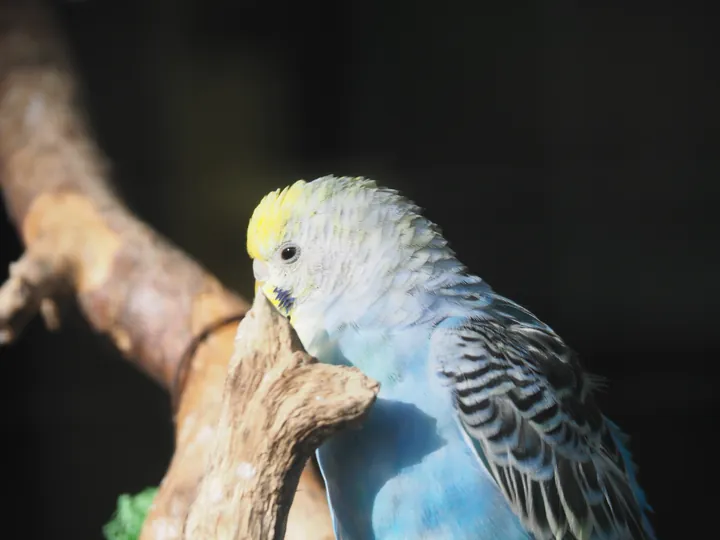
[{"x1": 1, "y1": 0, "x2": 717, "y2": 537}]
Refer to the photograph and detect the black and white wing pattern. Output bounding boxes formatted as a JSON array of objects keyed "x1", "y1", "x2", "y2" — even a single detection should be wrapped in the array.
[{"x1": 431, "y1": 303, "x2": 656, "y2": 540}]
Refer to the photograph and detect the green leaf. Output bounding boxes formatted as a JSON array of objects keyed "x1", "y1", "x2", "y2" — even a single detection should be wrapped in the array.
[{"x1": 103, "y1": 487, "x2": 158, "y2": 540}]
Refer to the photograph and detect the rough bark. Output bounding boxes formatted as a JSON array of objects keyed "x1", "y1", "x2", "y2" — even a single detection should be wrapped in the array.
[
  {"x1": 182, "y1": 293, "x2": 378, "y2": 540},
  {"x1": 0, "y1": 1, "x2": 340, "y2": 538}
]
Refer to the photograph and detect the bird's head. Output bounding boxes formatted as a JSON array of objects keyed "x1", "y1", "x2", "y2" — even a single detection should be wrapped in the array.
[{"x1": 246, "y1": 175, "x2": 454, "y2": 331}]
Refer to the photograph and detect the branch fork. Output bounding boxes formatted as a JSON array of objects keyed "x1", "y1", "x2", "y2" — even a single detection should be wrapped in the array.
[{"x1": 181, "y1": 293, "x2": 379, "y2": 540}]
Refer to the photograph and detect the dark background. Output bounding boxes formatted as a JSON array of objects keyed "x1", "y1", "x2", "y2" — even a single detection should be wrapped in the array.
[{"x1": 1, "y1": 1, "x2": 716, "y2": 537}]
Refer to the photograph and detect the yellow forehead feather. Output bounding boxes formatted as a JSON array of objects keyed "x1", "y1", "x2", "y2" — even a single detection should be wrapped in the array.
[
  {"x1": 247, "y1": 176, "x2": 379, "y2": 260},
  {"x1": 247, "y1": 179, "x2": 308, "y2": 260}
]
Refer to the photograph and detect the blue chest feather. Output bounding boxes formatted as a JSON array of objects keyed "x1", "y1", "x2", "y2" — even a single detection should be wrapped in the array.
[{"x1": 311, "y1": 326, "x2": 530, "y2": 540}]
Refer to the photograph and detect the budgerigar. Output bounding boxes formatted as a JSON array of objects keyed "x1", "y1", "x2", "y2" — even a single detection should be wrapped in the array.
[{"x1": 246, "y1": 175, "x2": 655, "y2": 540}]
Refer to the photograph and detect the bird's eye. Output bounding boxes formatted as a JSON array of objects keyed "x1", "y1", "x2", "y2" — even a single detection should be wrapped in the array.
[{"x1": 280, "y1": 244, "x2": 299, "y2": 262}]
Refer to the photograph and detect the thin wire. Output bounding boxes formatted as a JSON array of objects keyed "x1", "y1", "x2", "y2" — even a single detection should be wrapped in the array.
[{"x1": 171, "y1": 312, "x2": 247, "y2": 418}]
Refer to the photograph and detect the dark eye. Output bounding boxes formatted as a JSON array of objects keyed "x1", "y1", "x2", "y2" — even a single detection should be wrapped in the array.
[{"x1": 280, "y1": 244, "x2": 299, "y2": 262}]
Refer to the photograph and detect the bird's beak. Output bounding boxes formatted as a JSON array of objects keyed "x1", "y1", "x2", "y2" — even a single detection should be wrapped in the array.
[{"x1": 253, "y1": 259, "x2": 269, "y2": 297}]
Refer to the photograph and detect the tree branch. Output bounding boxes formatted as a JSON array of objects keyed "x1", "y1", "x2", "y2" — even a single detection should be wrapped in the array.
[
  {"x1": 0, "y1": 237, "x2": 68, "y2": 343},
  {"x1": 183, "y1": 294, "x2": 378, "y2": 540},
  {"x1": 0, "y1": 1, "x2": 337, "y2": 538}
]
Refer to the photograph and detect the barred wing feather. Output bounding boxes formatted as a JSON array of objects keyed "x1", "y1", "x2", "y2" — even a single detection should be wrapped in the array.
[{"x1": 434, "y1": 313, "x2": 655, "y2": 540}]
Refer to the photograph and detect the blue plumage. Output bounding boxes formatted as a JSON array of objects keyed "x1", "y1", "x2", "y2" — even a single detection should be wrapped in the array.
[
  {"x1": 247, "y1": 175, "x2": 656, "y2": 540},
  {"x1": 313, "y1": 320, "x2": 532, "y2": 539},
  {"x1": 308, "y1": 282, "x2": 656, "y2": 539}
]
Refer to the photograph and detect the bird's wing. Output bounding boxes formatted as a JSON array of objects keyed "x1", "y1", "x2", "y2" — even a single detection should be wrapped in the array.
[{"x1": 430, "y1": 304, "x2": 655, "y2": 540}]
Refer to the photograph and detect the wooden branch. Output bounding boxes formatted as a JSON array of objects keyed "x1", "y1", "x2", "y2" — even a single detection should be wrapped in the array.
[
  {"x1": 183, "y1": 293, "x2": 379, "y2": 539},
  {"x1": 0, "y1": 1, "x2": 336, "y2": 538},
  {"x1": 0, "y1": 238, "x2": 68, "y2": 344}
]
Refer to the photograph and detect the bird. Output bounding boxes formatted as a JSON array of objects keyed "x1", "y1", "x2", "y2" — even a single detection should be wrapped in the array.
[{"x1": 246, "y1": 175, "x2": 656, "y2": 540}]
